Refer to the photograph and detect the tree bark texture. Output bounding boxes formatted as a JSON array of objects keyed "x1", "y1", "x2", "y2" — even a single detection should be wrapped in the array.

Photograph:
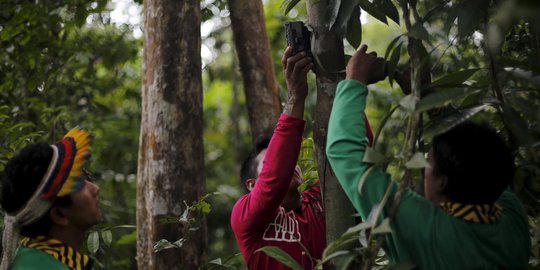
[
  {"x1": 137, "y1": 0, "x2": 207, "y2": 269},
  {"x1": 306, "y1": 0, "x2": 357, "y2": 258},
  {"x1": 229, "y1": 0, "x2": 281, "y2": 141}
]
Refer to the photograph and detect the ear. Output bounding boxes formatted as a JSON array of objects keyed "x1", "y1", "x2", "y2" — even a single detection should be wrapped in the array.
[
  {"x1": 245, "y1": 179, "x2": 256, "y2": 191},
  {"x1": 49, "y1": 207, "x2": 69, "y2": 226}
]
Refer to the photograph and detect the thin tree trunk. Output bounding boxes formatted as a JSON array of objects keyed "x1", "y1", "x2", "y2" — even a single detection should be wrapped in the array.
[
  {"x1": 229, "y1": 0, "x2": 281, "y2": 141},
  {"x1": 137, "y1": 0, "x2": 207, "y2": 269},
  {"x1": 306, "y1": 0, "x2": 357, "y2": 261}
]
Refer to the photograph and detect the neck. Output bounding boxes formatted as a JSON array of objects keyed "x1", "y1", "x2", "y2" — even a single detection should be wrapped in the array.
[
  {"x1": 48, "y1": 225, "x2": 86, "y2": 250},
  {"x1": 282, "y1": 194, "x2": 302, "y2": 212}
]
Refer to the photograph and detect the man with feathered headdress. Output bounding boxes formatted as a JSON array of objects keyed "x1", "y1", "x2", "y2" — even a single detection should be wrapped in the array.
[{"x1": 1, "y1": 128, "x2": 102, "y2": 270}]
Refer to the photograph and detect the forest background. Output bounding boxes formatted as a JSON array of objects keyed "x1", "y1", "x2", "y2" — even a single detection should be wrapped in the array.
[{"x1": 1, "y1": 0, "x2": 539, "y2": 269}]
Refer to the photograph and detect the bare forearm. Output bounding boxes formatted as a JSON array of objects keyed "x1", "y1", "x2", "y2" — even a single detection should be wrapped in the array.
[{"x1": 283, "y1": 96, "x2": 305, "y2": 119}]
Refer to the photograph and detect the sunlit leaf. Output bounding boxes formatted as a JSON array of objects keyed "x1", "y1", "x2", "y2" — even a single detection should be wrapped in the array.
[
  {"x1": 415, "y1": 88, "x2": 482, "y2": 113},
  {"x1": 256, "y1": 246, "x2": 303, "y2": 270},
  {"x1": 87, "y1": 231, "x2": 100, "y2": 254},
  {"x1": 431, "y1": 69, "x2": 480, "y2": 87},
  {"x1": 281, "y1": 0, "x2": 302, "y2": 15},
  {"x1": 422, "y1": 105, "x2": 487, "y2": 140},
  {"x1": 405, "y1": 152, "x2": 430, "y2": 169}
]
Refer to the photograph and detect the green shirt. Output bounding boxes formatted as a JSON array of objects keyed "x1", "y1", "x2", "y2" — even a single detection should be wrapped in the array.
[
  {"x1": 11, "y1": 236, "x2": 94, "y2": 270},
  {"x1": 326, "y1": 80, "x2": 530, "y2": 270},
  {"x1": 11, "y1": 247, "x2": 69, "y2": 270}
]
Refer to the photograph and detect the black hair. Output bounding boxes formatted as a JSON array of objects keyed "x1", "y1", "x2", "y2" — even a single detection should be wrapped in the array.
[
  {"x1": 432, "y1": 121, "x2": 514, "y2": 204},
  {"x1": 240, "y1": 136, "x2": 272, "y2": 192},
  {"x1": 1, "y1": 142, "x2": 73, "y2": 238}
]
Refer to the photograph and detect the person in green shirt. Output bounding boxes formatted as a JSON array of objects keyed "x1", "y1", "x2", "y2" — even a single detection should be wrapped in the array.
[
  {"x1": 1, "y1": 128, "x2": 102, "y2": 270},
  {"x1": 326, "y1": 45, "x2": 530, "y2": 269}
]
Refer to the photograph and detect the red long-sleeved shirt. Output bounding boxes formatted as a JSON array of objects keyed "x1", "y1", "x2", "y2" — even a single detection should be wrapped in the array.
[{"x1": 231, "y1": 114, "x2": 326, "y2": 269}]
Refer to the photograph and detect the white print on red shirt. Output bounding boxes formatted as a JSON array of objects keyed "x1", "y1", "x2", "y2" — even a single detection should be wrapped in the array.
[{"x1": 262, "y1": 207, "x2": 301, "y2": 242}]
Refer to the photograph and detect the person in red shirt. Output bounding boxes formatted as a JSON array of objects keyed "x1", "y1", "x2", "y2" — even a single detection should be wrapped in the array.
[{"x1": 230, "y1": 47, "x2": 326, "y2": 269}]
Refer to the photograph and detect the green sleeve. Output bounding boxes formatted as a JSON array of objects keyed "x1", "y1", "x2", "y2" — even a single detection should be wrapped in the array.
[
  {"x1": 327, "y1": 80, "x2": 435, "y2": 263},
  {"x1": 326, "y1": 80, "x2": 395, "y2": 219}
]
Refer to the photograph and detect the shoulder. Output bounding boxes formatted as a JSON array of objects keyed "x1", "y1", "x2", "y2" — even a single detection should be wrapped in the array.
[{"x1": 11, "y1": 247, "x2": 68, "y2": 270}]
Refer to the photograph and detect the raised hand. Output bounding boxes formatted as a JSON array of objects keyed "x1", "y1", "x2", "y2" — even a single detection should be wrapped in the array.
[{"x1": 346, "y1": 44, "x2": 387, "y2": 85}]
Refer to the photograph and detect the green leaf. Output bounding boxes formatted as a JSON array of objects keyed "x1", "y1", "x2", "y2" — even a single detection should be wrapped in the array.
[
  {"x1": 297, "y1": 178, "x2": 317, "y2": 193},
  {"x1": 87, "y1": 231, "x2": 100, "y2": 254},
  {"x1": 406, "y1": 23, "x2": 429, "y2": 41},
  {"x1": 209, "y1": 258, "x2": 223, "y2": 265},
  {"x1": 256, "y1": 246, "x2": 304, "y2": 270},
  {"x1": 387, "y1": 42, "x2": 403, "y2": 86},
  {"x1": 384, "y1": 35, "x2": 403, "y2": 61},
  {"x1": 74, "y1": 6, "x2": 88, "y2": 27},
  {"x1": 404, "y1": 152, "x2": 430, "y2": 169},
  {"x1": 422, "y1": 105, "x2": 487, "y2": 140},
  {"x1": 415, "y1": 88, "x2": 482, "y2": 113},
  {"x1": 399, "y1": 94, "x2": 417, "y2": 112},
  {"x1": 346, "y1": 7, "x2": 362, "y2": 49},
  {"x1": 362, "y1": 147, "x2": 385, "y2": 164},
  {"x1": 375, "y1": 0, "x2": 399, "y2": 24},
  {"x1": 373, "y1": 105, "x2": 400, "y2": 146},
  {"x1": 327, "y1": 0, "x2": 342, "y2": 30},
  {"x1": 116, "y1": 230, "x2": 137, "y2": 245},
  {"x1": 101, "y1": 230, "x2": 113, "y2": 247},
  {"x1": 501, "y1": 104, "x2": 534, "y2": 148},
  {"x1": 457, "y1": 0, "x2": 490, "y2": 36},
  {"x1": 153, "y1": 239, "x2": 177, "y2": 253},
  {"x1": 358, "y1": 165, "x2": 376, "y2": 195},
  {"x1": 371, "y1": 217, "x2": 392, "y2": 235},
  {"x1": 281, "y1": 0, "x2": 302, "y2": 15},
  {"x1": 358, "y1": 0, "x2": 388, "y2": 25},
  {"x1": 431, "y1": 69, "x2": 480, "y2": 87},
  {"x1": 323, "y1": 223, "x2": 370, "y2": 259},
  {"x1": 318, "y1": 250, "x2": 350, "y2": 266},
  {"x1": 505, "y1": 68, "x2": 540, "y2": 89}
]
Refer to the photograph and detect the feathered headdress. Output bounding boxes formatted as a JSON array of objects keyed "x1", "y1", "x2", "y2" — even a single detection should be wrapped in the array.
[{"x1": 1, "y1": 127, "x2": 93, "y2": 270}]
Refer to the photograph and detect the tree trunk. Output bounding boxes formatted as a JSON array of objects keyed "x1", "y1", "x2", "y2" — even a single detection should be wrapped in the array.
[
  {"x1": 229, "y1": 0, "x2": 281, "y2": 141},
  {"x1": 137, "y1": 0, "x2": 207, "y2": 269},
  {"x1": 306, "y1": 0, "x2": 357, "y2": 259}
]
